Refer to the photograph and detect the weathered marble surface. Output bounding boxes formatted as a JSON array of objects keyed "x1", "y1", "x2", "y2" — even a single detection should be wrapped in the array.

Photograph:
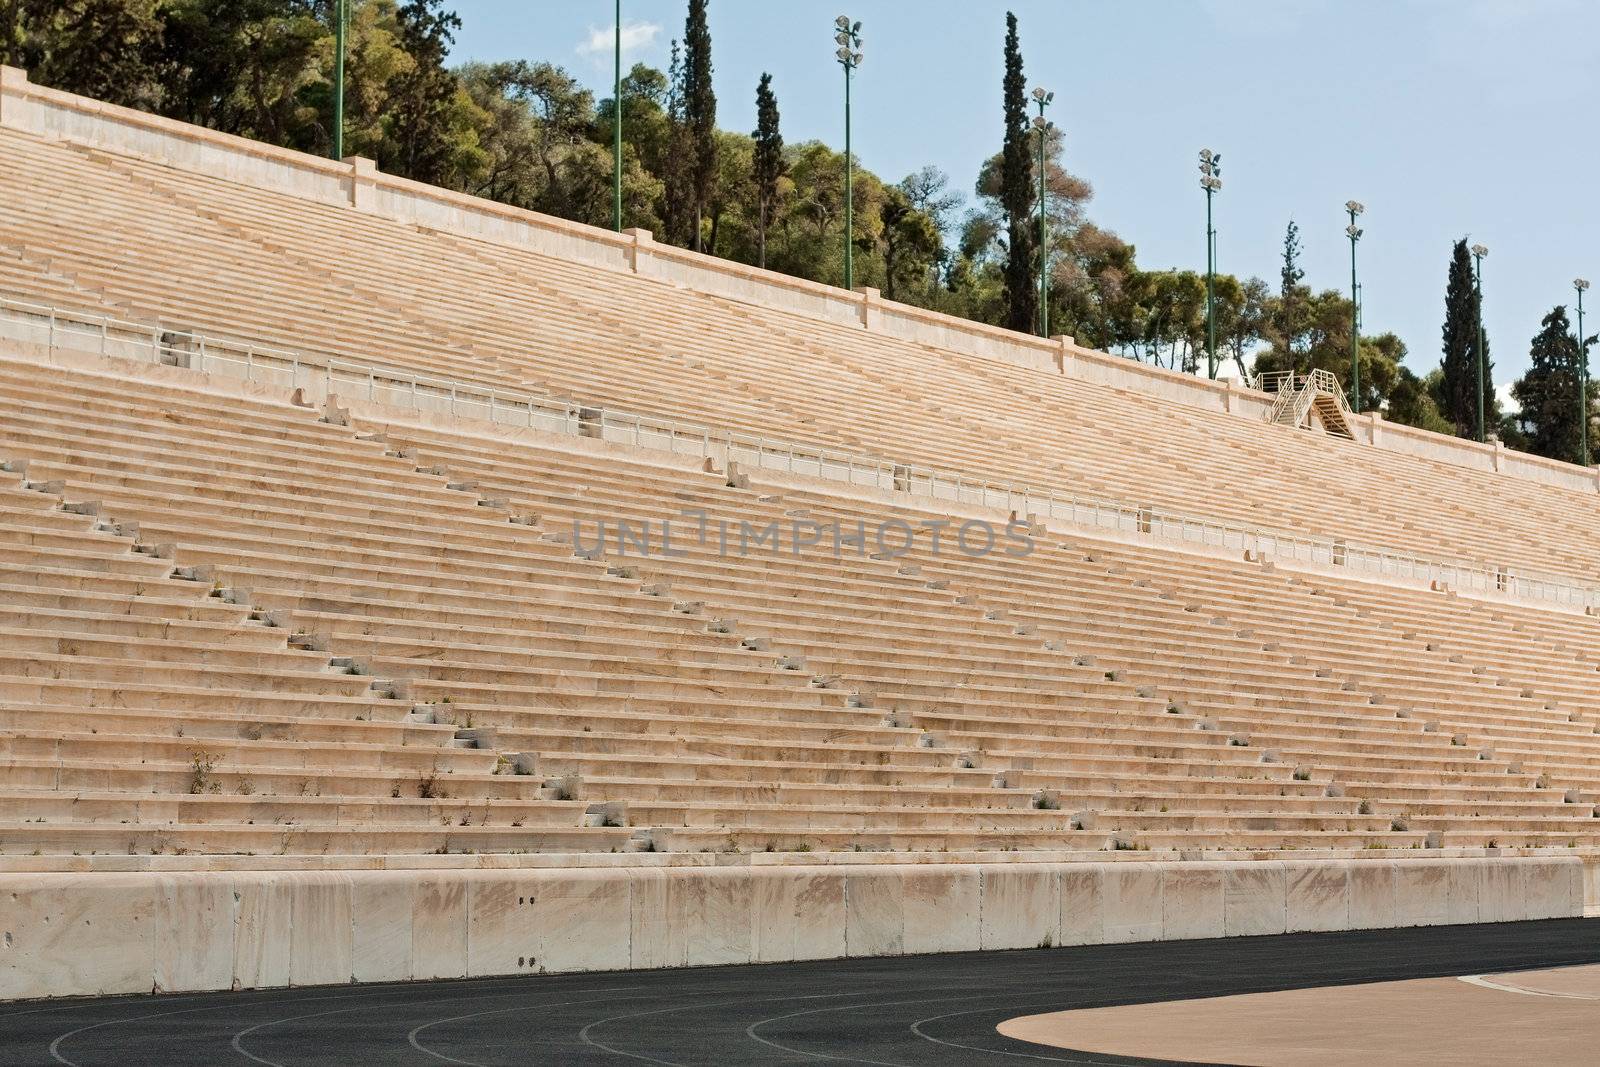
[{"x1": 0, "y1": 857, "x2": 1586, "y2": 1000}]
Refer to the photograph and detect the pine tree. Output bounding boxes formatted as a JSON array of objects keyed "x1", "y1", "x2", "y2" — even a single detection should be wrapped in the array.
[
  {"x1": 999, "y1": 11, "x2": 1035, "y2": 334},
  {"x1": 751, "y1": 72, "x2": 784, "y2": 271},
  {"x1": 1439, "y1": 238, "x2": 1495, "y2": 438},
  {"x1": 681, "y1": 0, "x2": 716, "y2": 253},
  {"x1": 1277, "y1": 221, "x2": 1304, "y2": 373},
  {"x1": 1511, "y1": 306, "x2": 1585, "y2": 463}
]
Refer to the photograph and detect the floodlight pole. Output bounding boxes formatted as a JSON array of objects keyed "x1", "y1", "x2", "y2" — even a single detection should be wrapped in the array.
[
  {"x1": 1033, "y1": 90, "x2": 1053, "y2": 337},
  {"x1": 1199, "y1": 150, "x2": 1221, "y2": 379},
  {"x1": 613, "y1": 0, "x2": 623, "y2": 231},
  {"x1": 844, "y1": 57, "x2": 852, "y2": 290},
  {"x1": 1577, "y1": 279, "x2": 1590, "y2": 465},
  {"x1": 1205, "y1": 183, "x2": 1215, "y2": 378},
  {"x1": 835, "y1": 17, "x2": 862, "y2": 291},
  {"x1": 1472, "y1": 244, "x2": 1488, "y2": 442},
  {"x1": 1346, "y1": 202, "x2": 1364, "y2": 412},
  {"x1": 332, "y1": 0, "x2": 347, "y2": 161}
]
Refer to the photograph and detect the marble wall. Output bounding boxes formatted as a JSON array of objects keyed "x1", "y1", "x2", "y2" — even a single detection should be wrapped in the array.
[{"x1": 0, "y1": 857, "x2": 1585, "y2": 1000}]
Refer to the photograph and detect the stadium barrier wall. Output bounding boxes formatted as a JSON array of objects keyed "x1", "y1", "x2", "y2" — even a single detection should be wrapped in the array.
[
  {"x1": 2, "y1": 65, "x2": 1597, "y2": 493},
  {"x1": 0, "y1": 857, "x2": 1586, "y2": 999}
]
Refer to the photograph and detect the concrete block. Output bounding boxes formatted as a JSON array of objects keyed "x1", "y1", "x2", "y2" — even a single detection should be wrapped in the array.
[
  {"x1": 289, "y1": 873, "x2": 354, "y2": 987},
  {"x1": 844, "y1": 867, "x2": 905, "y2": 957},
  {"x1": 752, "y1": 867, "x2": 846, "y2": 963},
  {"x1": 1161, "y1": 864, "x2": 1225, "y2": 941},
  {"x1": 1444, "y1": 860, "x2": 1482, "y2": 925},
  {"x1": 154, "y1": 874, "x2": 235, "y2": 993},
  {"x1": 1103, "y1": 863, "x2": 1164, "y2": 943},
  {"x1": 234, "y1": 875, "x2": 293, "y2": 990},
  {"x1": 979, "y1": 865, "x2": 1060, "y2": 950},
  {"x1": 1394, "y1": 862, "x2": 1450, "y2": 927},
  {"x1": 352, "y1": 873, "x2": 414, "y2": 983},
  {"x1": 1478, "y1": 860, "x2": 1521, "y2": 924},
  {"x1": 1286, "y1": 863, "x2": 1349, "y2": 933},
  {"x1": 1058, "y1": 865, "x2": 1105, "y2": 946},
  {"x1": 412, "y1": 876, "x2": 468, "y2": 980},
  {"x1": 682, "y1": 868, "x2": 755, "y2": 967},
  {"x1": 1223, "y1": 864, "x2": 1287, "y2": 937},
  {"x1": 0, "y1": 874, "x2": 158, "y2": 1000},
  {"x1": 902, "y1": 867, "x2": 980, "y2": 955},
  {"x1": 1521, "y1": 860, "x2": 1580, "y2": 921},
  {"x1": 1349, "y1": 862, "x2": 1398, "y2": 929},
  {"x1": 529, "y1": 870, "x2": 632, "y2": 974}
]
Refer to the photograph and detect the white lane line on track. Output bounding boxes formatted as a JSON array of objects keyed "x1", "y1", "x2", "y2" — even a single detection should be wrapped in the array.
[
  {"x1": 1457, "y1": 974, "x2": 1600, "y2": 1000},
  {"x1": 578, "y1": 990, "x2": 902, "y2": 1067},
  {"x1": 744, "y1": 988, "x2": 1094, "y2": 1066},
  {"x1": 46, "y1": 987, "x2": 408, "y2": 1067},
  {"x1": 909, "y1": 1002, "x2": 1134, "y2": 1065},
  {"x1": 403, "y1": 986, "x2": 654, "y2": 1067},
  {"x1": 745, "y1": 991, "x2": 1126, "y2": 1062}
]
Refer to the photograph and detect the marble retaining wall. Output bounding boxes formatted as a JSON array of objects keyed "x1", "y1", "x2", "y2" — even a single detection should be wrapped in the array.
[{"x1": 0, "y1": 857, "x2": 1584, "y2": 1000}]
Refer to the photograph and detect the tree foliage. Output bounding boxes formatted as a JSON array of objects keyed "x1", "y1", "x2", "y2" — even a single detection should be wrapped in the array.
[
  {"x1": 751, "y1": 72, "x2": 783, "y2": 270},
  {"x1": 1439, "y1": 238, "x2": 1500, "y2": 437},
  {"x1": 1507, "y1": 306, "x2": 1592, "y2": 463},
  {"x1": 998, "y1": 11, "x2": 1035, "y2": 334}
]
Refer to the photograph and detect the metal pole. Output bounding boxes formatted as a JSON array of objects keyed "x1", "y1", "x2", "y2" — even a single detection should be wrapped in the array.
[
  {"x1": 1577, "y1": 280, "x2": 1590, "y2": 465},
  {"x1": 1030, "y1": 90, "x2": 1054, "y2": 336},
  {"x1": 1038, "y1": 108, "x2": 1048, "y2": 337},
  {"x1": 1205, "y1": 185, "x2": 1215, "y2": 378},
  {"x1": 613, "y1": 0, "x2": 623, "y2": 232},
  {"x1": 1474, "y1": 250, "x2": 1486, "y2": 443},
  {"x1": 843, "y1": 61, "x2": 853, "y2": 291},
  {"x1": 1349, "y1": 212, "x2": 1359, "y2": 413},
  {"x1": 332, "y1": 0, "x2": 346, "y2": 161}
]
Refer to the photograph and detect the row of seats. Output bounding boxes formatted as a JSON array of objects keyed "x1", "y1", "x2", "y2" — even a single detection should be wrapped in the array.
[
  {"x1": 4, "y1": 351, "x2": 1599, "y2": 860},
  {"x1": 2, "y1": 125, "x2": 1600, "y2": 584}
]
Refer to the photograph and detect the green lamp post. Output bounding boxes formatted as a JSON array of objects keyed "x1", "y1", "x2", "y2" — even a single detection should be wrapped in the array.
[
  {"x1": 1472, "y1": 243, "x2": 1489, "y2": 442},
  {"x1": 332, "y1": 0, "x2": 347, "y2": 160},
  {"x1": 1345, "y1": 201, "x2": 1364, "y2": 411},
  {"x1": 613, "y1": 0, "x2": 623, "y2": 231},
  {"x1": 1032, "y1": 87, "x2": 1054, "y2": 337},
  {"x1": 1199, "y1": 150, "x2": 1222, "y2": 378},
  {"x1": 1577, "y1": 277, "x2": 1590, "y2": 465},
  {"x1": 834, "y1": 16, "x2": 863, "y2": 291}
]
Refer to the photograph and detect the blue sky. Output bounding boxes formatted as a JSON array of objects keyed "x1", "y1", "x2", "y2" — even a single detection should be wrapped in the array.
[{"x1": 449, "y1": 1, "x2": 1600, "y2": 387}]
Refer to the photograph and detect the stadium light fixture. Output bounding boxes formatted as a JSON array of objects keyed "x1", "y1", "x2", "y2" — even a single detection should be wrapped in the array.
[
  {"x1": 332, "y1": 0, "x2": 348, "y2": 160},
  {"x1": 1345, "y1": 202, "x2": 1364, "y2": 412},
  {"x1": 835, "y1": 16, "x2": 863, "y2": 290},
  {"x1": 1033, "y1": 88, "x2": 1055, "y2": 338},
  {"x1": 1199, "y1": 150, "x2": 1222, "y2": 378},
  {"x1": 1471, "y1": 243, "x2": 1489, "y2": 442},
  {"x1": 1577, "y1": 278, "x2": 1591, "y2": 465},
  {"x1": 613, "y1": 0, "x2": 623, "y2": 232}
]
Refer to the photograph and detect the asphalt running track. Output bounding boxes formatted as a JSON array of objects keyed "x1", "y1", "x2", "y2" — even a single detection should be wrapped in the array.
[{"x1": 7, "y1": 919, "x2": 1600, "y2": 1066}]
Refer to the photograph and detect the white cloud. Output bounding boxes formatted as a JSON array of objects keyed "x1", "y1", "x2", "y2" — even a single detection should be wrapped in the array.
[
  {"x1": 577, "y1": 20, "x2": 661, "y2": 60},
  {"x1": 1496, "y1": 381, "x2": 1519, "y2": 416}
]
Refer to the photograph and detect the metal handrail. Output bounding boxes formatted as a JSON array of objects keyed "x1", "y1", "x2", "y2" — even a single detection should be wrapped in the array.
[{"x1": 3, "y1": 292, "x2": 1596, "y2": 611}]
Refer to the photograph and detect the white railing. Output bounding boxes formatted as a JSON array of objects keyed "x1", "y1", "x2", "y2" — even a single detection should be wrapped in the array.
[
  {"x1": 3, "y1": 292, "x2": 1597, "y2": 612},
  {"x1": 1262, "y1": 368, "x2": 1353, "y2": 424}
]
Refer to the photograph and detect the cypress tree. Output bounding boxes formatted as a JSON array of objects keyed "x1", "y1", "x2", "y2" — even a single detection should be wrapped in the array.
[
  {"x1": 1277, "y1": 221, "x2": 1305, "y2": 373},
  {"x1": 1440, "y1": 238, "x2": 1489, "y2": 438},
  {"x1": 1511, "y1": 306, "x2": 1584, "y2": 463},
  {"x1": 751, "y1": 72, "x2": 784, "y2": 271},
  {"x1": 999, "y1": 11, "x2": 1035, "y2": 334},
  {"x1": 682, "y1": 0, "x2": 716, "y2": 253},
  {"x1": 660, "y1": 40, "x2": 691, "y2": 246}
]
